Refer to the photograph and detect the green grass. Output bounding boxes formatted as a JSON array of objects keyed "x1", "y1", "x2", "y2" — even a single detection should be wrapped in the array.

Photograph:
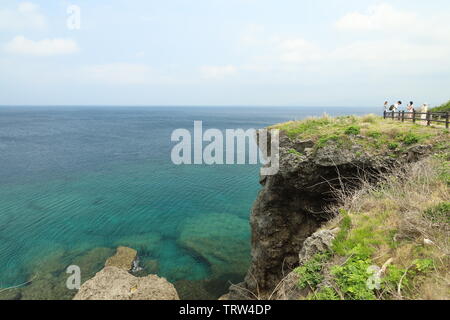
[
  {"x1": 294, "y1": 252, "x2": 331, "y2": 289},
  {"x1": 345, "y1": 125, "x2": 361, "y2": 135},
  {"x1": 307, "y1": 287, "x2": 340, "y2": 300},
  {"x1": 270, "y1": 114, "x2": 448, "y2": 154},
  {"x1": 424, "y1": 202, "x2": 450, "y2": 224},
  {"x1": 326, "y1": 211, "x2": 439, "y2": 300},
  {"x1": 388, "y1": 142, "x2": 399, "y2": 150},
  {"x1": 332, "y1": 210, "x2": 392, "y2": 259},
  {"x1": 288, "y1": 148, "x2": 303, "y2": 157},
  {"x1": 331, "y1": 256, "x2": 377, "y2": 300}
]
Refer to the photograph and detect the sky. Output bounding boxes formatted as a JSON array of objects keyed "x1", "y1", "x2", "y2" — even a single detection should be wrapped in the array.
[{"x1": 0, "y1": 0, "x2": 449, "y2": 107}]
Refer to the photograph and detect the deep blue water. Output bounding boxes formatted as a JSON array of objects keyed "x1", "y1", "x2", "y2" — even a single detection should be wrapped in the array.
[{"x1": 0, "y1": 106, "x2": 377, "y2": 299}]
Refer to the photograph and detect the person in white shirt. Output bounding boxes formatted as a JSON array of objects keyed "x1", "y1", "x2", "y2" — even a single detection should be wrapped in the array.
[{"x1": 393, "y1": 101, "x2": 402, "y2": 111}]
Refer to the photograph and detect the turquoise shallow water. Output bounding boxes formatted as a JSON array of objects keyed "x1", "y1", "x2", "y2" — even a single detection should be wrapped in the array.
[{"x1": 0, "y1": 106, "x2": 377, "y2": 299}]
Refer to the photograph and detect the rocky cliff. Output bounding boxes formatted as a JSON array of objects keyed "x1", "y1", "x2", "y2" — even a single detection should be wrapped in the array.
[{"x1": 227, "y1": 115, "x2": 448, "y2": 299}]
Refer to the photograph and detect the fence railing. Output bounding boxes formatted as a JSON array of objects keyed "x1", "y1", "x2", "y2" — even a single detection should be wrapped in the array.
[{"x1": 383, "y1": 110, "x2": 449, "y2": 129}]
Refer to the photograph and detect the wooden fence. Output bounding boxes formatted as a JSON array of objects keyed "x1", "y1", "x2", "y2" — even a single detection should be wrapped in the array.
[{"x1": 384, "y1": 110, "x2": 449, "y2": 129}]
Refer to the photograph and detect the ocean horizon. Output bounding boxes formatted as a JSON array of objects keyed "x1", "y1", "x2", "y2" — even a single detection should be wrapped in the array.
[{"x1": 0, "y1": 106, "x2": 379, "y2": 299}]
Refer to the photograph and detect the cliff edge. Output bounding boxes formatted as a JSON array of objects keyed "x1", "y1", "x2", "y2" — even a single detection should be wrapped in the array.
[{"x1": 228, "y1": 114, "x2": 449, "y2": 300}]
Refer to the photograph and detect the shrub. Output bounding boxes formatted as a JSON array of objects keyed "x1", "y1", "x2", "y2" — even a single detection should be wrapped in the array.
[
  {"x1": 402, "y1": 133, "x2": 420, "y2": 145},
  {"x1": 345, "y1": 126, "x2": 361, "y2": 135},
  {"x1": 383, "y1": 259, "x2": 434, "y2": 295},
  {"x1": 331, "y1": 256, "x2": 376, "y2": 300},
  {"x1": 368, "y1": 131, "x2": 382, "y2": 139},
  {"x1": 413, "y1": 259, "x2": 434, "y2": 273},
  {"x1": 388, "y1": 142, "x2": 399, "y2": 150},
  {"x1": 295, "y1": 252, "x2": 331, "y2": 289},
  {"x1": 383, "y1": 264, "x2": 410, "y2": 292},
  {"x1": 316, "y1": 135, "x2": 341, "y2": 148}
]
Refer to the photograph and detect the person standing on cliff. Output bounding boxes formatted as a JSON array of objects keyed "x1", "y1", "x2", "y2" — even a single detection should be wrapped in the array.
[
  {"x1": 406, "y1": 101, "x2": 414, "y2": 119},
  {"x1": 384, "y1": 101, "x2": 389, "y2": 112},
  {"x1": 420, "y1": 103, "x2": 429, "y2": 123},
  {"x1": 393, "y1": 101, "x2": 402, "y2": 111}
]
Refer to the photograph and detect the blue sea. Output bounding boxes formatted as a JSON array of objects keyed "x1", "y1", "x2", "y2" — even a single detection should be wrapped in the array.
[{"x1": 0, "y1": 106, "x2": 377, "y2": 299}]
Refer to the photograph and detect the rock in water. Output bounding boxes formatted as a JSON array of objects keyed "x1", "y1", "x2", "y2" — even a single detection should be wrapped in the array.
[
  {"x1": 178, "y1": 213, "x2": 251, "y2": 276},
  {"x1": 73, "y1": 267, "x2": 179, "y2": 300},
  {"x1": 105, "y1": 246, "x2": 137, "y2": 272}
]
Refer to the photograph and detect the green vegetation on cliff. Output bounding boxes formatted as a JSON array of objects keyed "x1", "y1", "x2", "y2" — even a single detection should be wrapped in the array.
[
  {"x1": 271, "y1": 114, "x2": 449, "y2": 156},
  {"x1": 271, "y1": 114, "x2": 450, "y2": 300},
  {"x1": 296, "y1": 152, "x2": 449, "y2": 300}
]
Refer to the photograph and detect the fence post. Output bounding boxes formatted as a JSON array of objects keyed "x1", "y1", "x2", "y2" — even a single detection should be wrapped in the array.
[
  {"x1": 446, "y1": 112, "x2": 449, "y2": 129},
  {"x1": 383, "y1": 111, "x2": 386, "y2": 119},
  {"x1": 391, "y1": 111, "x2": 394, "y2": 120},
  {"x1": 401, "y1": 111, "x2": 405, "y2": 122},
  {"x1": 426, "y1": 111, "x2": 431, "y2": 126},
  {"x1": 413, "y1": 110, "x2": 416, "y2": 124}
]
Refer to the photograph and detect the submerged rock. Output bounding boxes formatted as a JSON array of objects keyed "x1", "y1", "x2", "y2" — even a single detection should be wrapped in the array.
[
  {"x1": 73, "y1": 266, "x2": 179, "y2": 300},
  {"x1": 178, "y1": 213, "x2": 251, "y2": 276},
  {"x1": 0, "y1": 247, "x2": 115, "y2": 300},
  {"x1": 105, "y1": 246, "x2": 138, "y2": 272},
  {"x1": 114, "y1": 232, "x2": 162, "y2": 256}
]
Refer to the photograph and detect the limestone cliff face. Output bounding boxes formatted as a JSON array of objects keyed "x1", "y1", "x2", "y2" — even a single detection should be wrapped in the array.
[{"x1": 228, "y1": 132, "x2": 432, "y2": 299}]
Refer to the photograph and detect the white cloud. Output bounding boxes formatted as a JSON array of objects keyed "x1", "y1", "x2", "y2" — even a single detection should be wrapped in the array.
[
  {"x1": 335, "y1": 3, "x2": 450, "y2": 45},
  {"x1": 200, "y1": 65, "x2": 238, "y2": 79},
  {"x1": 240, "y1": 24, "x2": 266, "y2": 46},
  {"x1": 0, "y1": 2, "x2": 47, "y2": 31},
  {"x1": 83, "y1": 63, "x2": 153, "y2": 85},
  {"x1": 335, "y1": 4, "x2": 416, "y2": 32},
  {"x1": 277, "y1": 38, "x2": 323, "y2": 63},
  {"x1": 331, "y1": 40, "x2": 449, "y2": 63},
  {"x1": 4, "y1": 36, "x2": 79, "y2": 56},
  {"x1": 237, "y1": 3, "x2": 450, "y2": 78}
]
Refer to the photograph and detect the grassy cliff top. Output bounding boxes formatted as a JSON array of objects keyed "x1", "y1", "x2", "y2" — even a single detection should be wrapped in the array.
[{"x1": 271, "y1": 114, "x2": 449, "y2": 154}]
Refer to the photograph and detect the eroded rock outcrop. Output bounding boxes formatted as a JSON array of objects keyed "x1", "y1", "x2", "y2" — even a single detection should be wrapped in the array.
[
  {"x1": 73, "y1": 267, "x2": 179, "y2": 300},
  {"x1": 74, "y1": 246, "x2": 179, "y2": 300},
  {"x1": 298, "y1": 229, "x2": 338, "y2": 265},
  {"x1": 105, "y1": 246, "x2": 138, "y2": 272},
  {"x1": 272, "y1": 228, "x2": 338, "y2": 300}
]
